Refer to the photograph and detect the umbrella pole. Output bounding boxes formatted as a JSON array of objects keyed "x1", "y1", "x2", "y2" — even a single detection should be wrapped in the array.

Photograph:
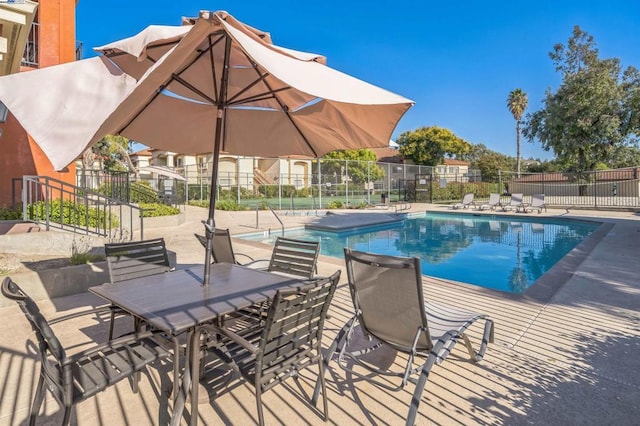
[{"x1": 203, "y1": 110, "x2": 224, "y2": 286}]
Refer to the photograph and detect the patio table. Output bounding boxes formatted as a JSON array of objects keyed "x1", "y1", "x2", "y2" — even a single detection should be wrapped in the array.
[{"x1": 90, "y1": 263, "x2": 306, "y2": 426}]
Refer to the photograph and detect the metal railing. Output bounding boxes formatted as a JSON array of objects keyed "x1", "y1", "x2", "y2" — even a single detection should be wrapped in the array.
[
  {"x1": 21, "y1": 21, "x2": 39, "y2": 68},
  {"x1": 21, "y1": 175, "x2": 145, "y2": 240}
]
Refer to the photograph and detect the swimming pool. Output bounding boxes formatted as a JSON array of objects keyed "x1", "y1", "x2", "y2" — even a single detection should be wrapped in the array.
[{"x1": 239, "y1": 212, "x2": 600, "y2": 294}]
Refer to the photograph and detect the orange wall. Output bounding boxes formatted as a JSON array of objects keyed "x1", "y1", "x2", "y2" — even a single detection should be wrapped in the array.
[{"x1": 0, "y1": 0, "x2": 77, "y2": 207}]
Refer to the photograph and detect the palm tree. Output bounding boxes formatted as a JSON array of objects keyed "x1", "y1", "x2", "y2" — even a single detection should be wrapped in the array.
[{"x1": 507, "y1": 89, "x2": 528, "y2": 176}]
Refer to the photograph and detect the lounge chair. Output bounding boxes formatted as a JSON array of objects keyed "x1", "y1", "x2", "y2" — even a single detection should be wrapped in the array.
[
  {"x1": 204, "y1": 271, "x2": 341, "y2": 426},
  {"x1": 525, "y1": 193, "x2": 547, "y2": 213},
  {"x1": 1, "y1": 277, "x2": 169, "y2": 426},
  {"x1": 452, "y1": 193, "x2": 475, "y2": 209},
  {"x1": 313, "y1": 249, "x2": 494, "y2": 426},
  {"x1": 478, "y1": 193, "x2": 502, "y2": 210},
  {"x1": 502, "y1": 193, "x2": 524, "y2": 212}
]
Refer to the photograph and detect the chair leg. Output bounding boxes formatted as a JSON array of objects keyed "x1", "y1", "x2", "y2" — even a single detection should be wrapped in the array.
[
  {"x1": 29, "y1": 371, "x2": 46, "y2": 426},
  {"x1": 406, "y1": 334, "x2": 456, "y2": 426},
  {"x1": 61, "y1": 406, "x2": 72, "y2": 426},
  {"x1": 318, "y1": 357, "x2": 329, "y2": 420},
  {"x1": 256, "y1": 386, "x2": 265, "y2": 426},
  {"x1": 311, "y1": 317, "x2": 354, "y2": 405},
  {"x1": 108, "y1": 309, "x2": 116, "y2": 340}
]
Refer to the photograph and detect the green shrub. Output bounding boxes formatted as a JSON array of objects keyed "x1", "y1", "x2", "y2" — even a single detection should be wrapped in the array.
[
  {"x1": 326, "y1": 200, "x2": 344, "y2": 209},
  {"x1": 138, "y1": 203, "x2": 180, "y2": 217},
  {"x1": 216, "y1": 200, "x2": 249, "y2": 211},
  {"x1": 188, "y1": 200, "x2": 209, "y2": 208},
  {"x1": 0, "y1": 205, "x2": 21, "y2": 220},
  {"x1": 130, "y1": 181, "x2": 160, "y2": 203},
  {"x1": 27, "y1": 199, "x2": 120, "y2": 228}
]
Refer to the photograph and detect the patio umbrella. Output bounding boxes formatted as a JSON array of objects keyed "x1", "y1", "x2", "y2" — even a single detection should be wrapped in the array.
[{"x1": 0, "y1": 11, "x2": 414, "y2": 284}]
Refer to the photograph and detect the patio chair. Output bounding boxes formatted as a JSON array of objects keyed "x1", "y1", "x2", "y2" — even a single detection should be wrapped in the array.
[
  {"x1": 525, "y1": 194, "x2": 547, "y2": 214},
  {"x1": 104, "y1": 238, "x2": 172, "y2": 339},
  {"x1": 314, "y1": 249, "x2": 494, "y2": 426},
  {"x1": 1, "y1": 277, "x2": 170, "y2": 426},
  {"x1": 195, "y1": 229, "x2": 255, "y2": 265},
  {"x1": 203, "y1": 270, "x2": 341, "y2": 426},
  {"x1": 502, "y1": 193, "x2": 524, "y2": 212},
  {"x1": 478, "y1": 193, "x2": 502, "y2": 210},
  {"x1": 452, "y1": 193, "x2": 475, "y2": 209}
]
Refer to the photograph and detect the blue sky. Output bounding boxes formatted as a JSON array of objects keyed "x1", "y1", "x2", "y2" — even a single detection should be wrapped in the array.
[{"x1": 77, "y1": 1, "x2": 640, "y2": 161}]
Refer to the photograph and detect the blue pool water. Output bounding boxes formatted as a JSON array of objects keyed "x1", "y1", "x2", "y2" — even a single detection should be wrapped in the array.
[{"x1": 240, "y1": 213, "x2": 599, "y2": 294}]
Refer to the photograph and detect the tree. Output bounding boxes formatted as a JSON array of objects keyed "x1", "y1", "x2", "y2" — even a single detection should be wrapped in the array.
[
  {"x1": 84, "y1": 135, "x2": 137, "y2": 174},
  {"x1": 321, "y1": 149, "x2": 384, "y2": 185},
  {"x1": 464, "y1": 144, "x2": 515, "y2": 182},
  {"x1": 397, "y1": 126, "x2": 471, "y2": 166},
  {"x1": 507, "y1": 88, "x2": 528, "y2": 176},
  {"x1": 523, "y1": 26, "x2": 640, "y2": 175}
]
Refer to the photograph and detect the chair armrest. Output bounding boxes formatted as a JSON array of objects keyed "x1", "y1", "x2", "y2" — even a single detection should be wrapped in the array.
[
  {"x1": 201, "y1": 324, "x2": 259, "y2": 355},
  {"x1": 234, "y1": 253, "x2": 255, "y2": 263},
  {"x1": 242, "y1": 258, "x2": 270, "y2": 269},
  {"x1": 60, "y1": 329, "x2": 168, "y2": 366},
  {"x1": 49, "y1": 305, "x2": 114, "y2": 325}
]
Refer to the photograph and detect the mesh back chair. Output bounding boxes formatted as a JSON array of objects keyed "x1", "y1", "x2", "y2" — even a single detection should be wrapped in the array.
[
  {"x1": 204, "y1": 270, "x2": 341, "y2": 426},
  {"x1": 1, "y1": 277, "x2": 170, "y2": 426},
  {"x1": 104, "y1": 238, "x2": 172, "y2": 339},
  {"x1": 502, "y1": 193, "x2": 524, "y2": 212},
  {"x1": 195, "y1": 229, "x2": 254, "y2": 264},
  {"x1": 314, "y1": 249, "x2": 494, "y2": 426}
]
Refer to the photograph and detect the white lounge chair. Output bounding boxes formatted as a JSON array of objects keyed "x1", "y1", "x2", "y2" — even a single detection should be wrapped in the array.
[
  {"x1": 478, "y1": 193, "x2": 502, "y2": 210},
  {"x1": 502, "y1": 193, "x2": 524, "y2": 212},
  {"x1": 453, "y1": 193, "x2": 475, "y2": 209},
  {"x1": 525, "y1": 194, "x2": 547, "y2": 213}
]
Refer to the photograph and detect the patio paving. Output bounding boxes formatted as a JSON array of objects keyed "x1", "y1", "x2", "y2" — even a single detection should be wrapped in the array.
[{"x1": 1, "y1": 204, "x2": 639, "y2": 425}]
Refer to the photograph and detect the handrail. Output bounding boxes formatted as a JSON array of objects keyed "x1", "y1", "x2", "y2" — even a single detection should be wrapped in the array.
[
  {"x1": 268, "y1": 205, "x2": 285, "y2": 236},
  {"x1": 21, "y1": 175, "x2": 144, "y2": 240}
]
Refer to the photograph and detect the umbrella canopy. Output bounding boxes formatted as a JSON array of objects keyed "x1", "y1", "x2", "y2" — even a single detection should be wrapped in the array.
[{"x1": 0, "y1": 10, "x2": 414, "y2": 284}]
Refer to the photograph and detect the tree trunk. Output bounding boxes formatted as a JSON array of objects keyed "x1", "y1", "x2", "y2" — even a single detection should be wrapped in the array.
[{"x1": 516, "y1": 121, "x2": 521, "y2": 177}]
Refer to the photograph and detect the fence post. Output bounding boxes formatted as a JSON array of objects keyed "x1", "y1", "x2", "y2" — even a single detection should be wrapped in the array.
[
  {"x1": 317, "y1": 158, "x2": 322, "y2": 209},
  {"x1": 345, "y1": 159, "x2": 349, "y2": 206},
  {"x1": 278, "y1": 164, "x2": 282, "y2": 210},
  {"x1": 367, "y1": 160, "x2": 371, "y2": 204}
]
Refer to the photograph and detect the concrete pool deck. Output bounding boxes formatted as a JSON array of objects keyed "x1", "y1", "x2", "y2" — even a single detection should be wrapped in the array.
[{"x1": 1, "y1": 203, "x2": 639, "y2": 425}]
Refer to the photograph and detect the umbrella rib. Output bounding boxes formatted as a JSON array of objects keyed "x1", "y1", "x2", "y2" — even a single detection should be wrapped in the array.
[
  {"x1": 207, "y1": 32, "x2": 225, "y2": 103},
  {"x1": 238, "y1": 46, "x2": 319, "y2": 157},
  {"x1": 226, "y1": 72, "x2": 268, "y2": 103},
  {"x1": 171, "y1": 74, "x2": 217, "y2": 104},
  {"x1": 228, "y1": 87, "x2": 292, "y2": 106}
]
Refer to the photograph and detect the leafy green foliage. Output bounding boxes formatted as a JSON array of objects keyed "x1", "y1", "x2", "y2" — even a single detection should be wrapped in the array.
[
  {"x1": 464, "y1": 144, "x2": 516, "y2": 182},
  {"x1": 523, "y1": 26, "x2": 640, "y2": 174},
  {"x1": 507, "y1": 88, "x2": 529, "y2": 174},
  {"x1": 27, "y1": 200, "x2": 119, "y2": 228},
  {"x1": 130, "y1": 181, "x2": 160, "y2": 203},
  {"x1": 0, "y1": 205, "x2": 21, "y2": 220},
  {"x1": 91, "y1": 135, "x2": 135, "y2": 171},
  {"x1": 215, "y1": 200, "x2": 249, "y2": 211},
  {"x1": 326, "y1": 200, "x2": 344, "y2": 209},
  {"x1": 397, "y1": 126, "x2": 471, "y2": 166},
  {"x1": 138, "y1": 203, "x2": 180, "y2": 217},
  {"x1": 321, "y1": 149, "x2": 384, "y2": 185}
]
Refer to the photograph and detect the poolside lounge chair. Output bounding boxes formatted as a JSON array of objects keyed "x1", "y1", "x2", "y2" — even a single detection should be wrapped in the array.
[
  {"x1": 452, "y1": 193, "x2": 475, "y2": 209},
  {"x1": 1, "y1": 277, "x2": 170, "y2": 426},
  {"x1": 204, "y1": 271, "x2": 341, "y2": 426},
  {"x1": 314, "y1": 249, "x2": 494, "y2": 426},
  {"x1": 502, "y1": 193, "x2": 524, "y2": 212},
  {"x1": 525, "y1": 194, "x2": 547, "y2": 214},
  {"x1": 478, "y1": 193, "x2": 502, "y2": 210}
]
